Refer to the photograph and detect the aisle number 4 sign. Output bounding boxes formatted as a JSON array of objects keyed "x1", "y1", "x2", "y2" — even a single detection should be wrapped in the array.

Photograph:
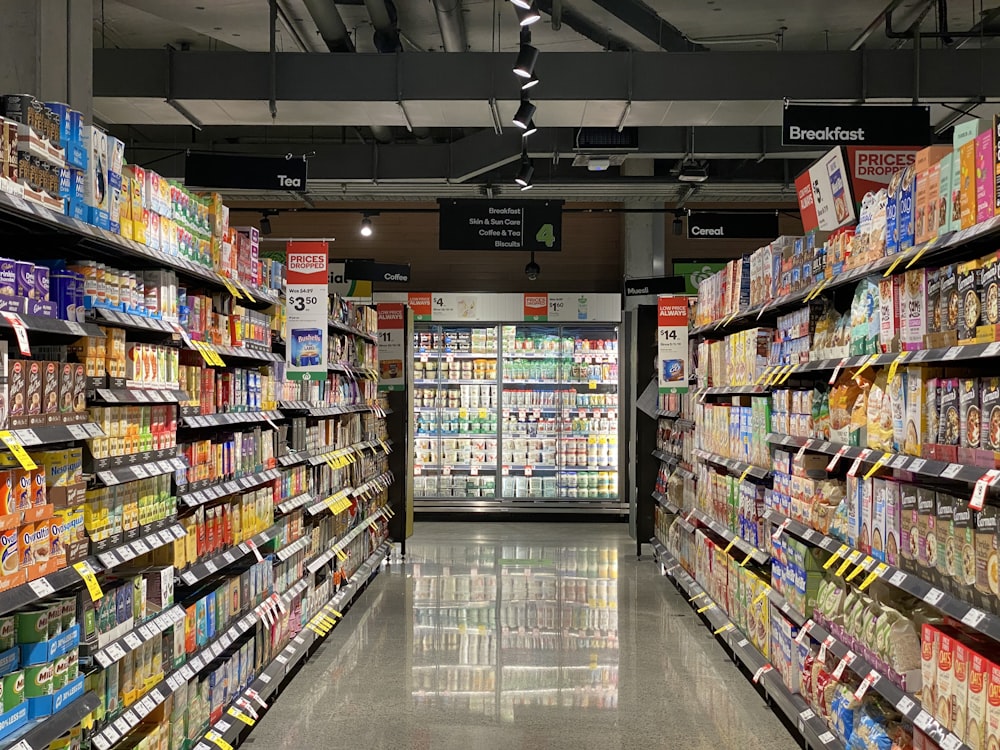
[{"x1": 657, "y1": 296, "x2": 689, "y2": 394}]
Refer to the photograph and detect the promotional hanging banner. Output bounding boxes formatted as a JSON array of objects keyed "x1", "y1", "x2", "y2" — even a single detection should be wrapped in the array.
[
  {"x1": 657, "y1": 296, "x2": 689, "y2": 394},
  {"x1": 795, "y1": 147, "x2": 857, "y2": 233},
  {"x1": 286, "y1": 241, "x2": 329, "y2": 381},
  {"x1": 523, "y1": 293, "x2": 549, "y2": 321},
  {"x1": 376, "y1": 303, "x2": 406, "y2": 391}
]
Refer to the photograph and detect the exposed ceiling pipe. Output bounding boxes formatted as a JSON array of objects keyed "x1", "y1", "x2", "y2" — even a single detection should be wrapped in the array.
[
  {"x1": 850, "y1": 0, "x2": 908, "y2": 49},
  {"x1": 551, "y1": 0, "x2": 562, "y2": 31},
  {"x1": 302, "y1": 0, "x2": 355, "y2": 52},
  {"x1": 887, "y1": 0, "x2": 1000, "y2": 41},
  {"x1": 431, "y1": 0, "x2": 468, "y2": 52},
  {"x1": 365, "y1": 0, "x2": 402, "y2": 52},
  {"x1": 365, "y1": 0, "x2": 431, "y2": 142}
]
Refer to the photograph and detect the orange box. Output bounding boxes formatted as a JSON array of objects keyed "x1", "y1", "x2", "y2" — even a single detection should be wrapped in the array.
[
  {"x1": 0, "y1": 525, "x2": 17, "y2": 579},
  {"x1": 0, "y1": 471, "x2": 13, "y2": 516},
  {"x1": 11, "y1": 470, "x2": 29, "y2": 511},
  {"x1": 17, "y1": 522, "x2": 34, "y2": 567},
  {"x1": 988, "y1": 659, "x2": 1000, "y2": 750},
  {"x1": 916, "y1": 146, "x2": 952, "y2": 244}
]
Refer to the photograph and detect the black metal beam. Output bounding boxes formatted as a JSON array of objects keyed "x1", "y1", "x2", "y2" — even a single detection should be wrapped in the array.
[
  {"x1": 587, "y1": 0, "x2": 705, "y2": 52},
  {"x1": 94, "y1": 48, "x2": 1000, "y2": 104},
  {"x1": 535, "y1": 0, "x2": 633, "y2": 51}
]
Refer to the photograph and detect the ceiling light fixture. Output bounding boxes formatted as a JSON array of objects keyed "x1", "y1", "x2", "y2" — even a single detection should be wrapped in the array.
[
  {"x1": 521, "y1": 74, "x2": 539, "y2": 91},
  {"x1": 672, "y1": 214, "x2": 684, "y2": 235},
  {"x1": 522, "y1": 119, "x2": 538, "y2": 137},
  {"x1": 515, "y1": 152, "x2": 534, "y2": 187},
  {"x1": 678, "y1": 160, "x2": 709, "y2": 183},
  {"x1": 512, "y1": 100, "x2": 536, "y2": 129},
  {"x1": 360, "y1": 215, "x2": 374, "y2": 237},
  {"x1": 513, "y1": 28, "x2": 539, "y2": 78},
  {"x1": 510, "y1": 0, "x2": 533, "y2": 10},
  {"x1": 259, "y1": 209, "x2": 278, "y2": 236},
  {"x1": 515, "y1": 5, "x2": 541, "y2": 26}
]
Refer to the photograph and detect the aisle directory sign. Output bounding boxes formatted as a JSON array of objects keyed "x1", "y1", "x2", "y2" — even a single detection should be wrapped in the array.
[
  {"x1": 286, "y1": 241, "x2": 329, "y2": 381},
  {"x1": 657, "y1": 296, "x2": 689, "y2": 394},
  {"x1": 438, "y1": 199, "x2": 563, "y2": 251}
]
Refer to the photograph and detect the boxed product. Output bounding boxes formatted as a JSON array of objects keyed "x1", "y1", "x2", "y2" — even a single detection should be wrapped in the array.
[
  {"x1": 955, "y1": 120, "x2": 986, "y2": 231},
  {"x1": 902, "y1": 268, "x2": 928, "y2": 351},
  {"x1": 915, "y1": 145, "x2": 953, "y2": 244},
  {"x1": 977, "y1": 130, "x2": 997, "y2": 223},
  {"x1": 957, "y1": 259, "x2": 982, "y2": 342}
]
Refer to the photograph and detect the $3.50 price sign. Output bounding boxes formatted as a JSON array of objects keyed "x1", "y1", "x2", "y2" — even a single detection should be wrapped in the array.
[
  {"x1": 657, "y1": 295, "x2": 689, "y2": 394},
  {"x1": 285, "y1": 242, "x2": 329, "y2": 381}
]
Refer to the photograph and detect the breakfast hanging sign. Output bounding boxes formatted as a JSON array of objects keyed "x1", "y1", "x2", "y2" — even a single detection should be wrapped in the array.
[
  {"x1": 286, "y1": 241, "x2": 329, "y2": 381},
  {"x1": 657, "y1": 296, "x2": 689, "y2": 394}
]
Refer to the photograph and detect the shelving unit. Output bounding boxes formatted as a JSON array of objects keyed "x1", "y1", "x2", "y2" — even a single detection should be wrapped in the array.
[{"x1": 0, "y1": 165, "x2": 399, "y2": 750}]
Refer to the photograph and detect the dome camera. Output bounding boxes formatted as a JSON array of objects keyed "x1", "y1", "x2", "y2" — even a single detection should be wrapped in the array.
[{"x1": 525, "y1": 252, "x2": 540, "y2": 281}]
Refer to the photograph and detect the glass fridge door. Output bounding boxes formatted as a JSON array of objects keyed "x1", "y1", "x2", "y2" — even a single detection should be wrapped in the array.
[
  {"x1": 413, "y1": 324, "x2": 500, "y2": 503},
  {"x1": 500, "y1": 324, "x2": 620, "y2": 505}
]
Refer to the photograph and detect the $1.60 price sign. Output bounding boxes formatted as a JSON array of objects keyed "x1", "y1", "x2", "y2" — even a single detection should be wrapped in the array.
[
  {"x1": 657, "y1": 296, "x2": 689, "y2": 394},
  {"x1": 285, "y1": 242, "x2": 329, "y2": 381}
]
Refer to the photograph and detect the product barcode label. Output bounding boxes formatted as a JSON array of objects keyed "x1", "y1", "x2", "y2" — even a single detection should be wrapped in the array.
[
  {"x1": 895, "y1": 695, "x2": 915, "y2": 714},
  {"x1": 941, "y1": 463, "x2": 964, "y2": 479},
  {"x1": 924, "y1": 588, "x2": 945, "y2": 606},
  {"x1": 909, "y1": 458, "x2": 927, "y2": 473},
  {"x1": 106, "y1": 643, "x2": 127, "y2": 661},
  {"x1": 124, "y1": 633, "x2": 142, "y2": 649},
  {"x1": 962, "y1": 608, "x2": 987, "y2": 628},
  {"x1": 940, "y1": 734, "x2": 963, "y2": 750},
  {"x1": 27, "y1": 577, "x2": 55, "y2": 597},
  {"x1": 888, "y1": 570, "x2": 907, "y2": 586}
]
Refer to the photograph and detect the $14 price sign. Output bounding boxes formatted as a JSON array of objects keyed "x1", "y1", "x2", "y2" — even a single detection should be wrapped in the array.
[{"x1": 657, "y1": 296, "x2": 689, "y2": 395}]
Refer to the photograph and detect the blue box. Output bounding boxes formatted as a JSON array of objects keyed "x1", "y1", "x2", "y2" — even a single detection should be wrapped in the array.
[
  {"x1": 206, "y1": 592, "x2": 216, "y2": 640},
  {"x1": 66, "y1": 143, "x2": 87, "y2": 172},
  {"x1": 19, "y1": 624, "x2": 79, "y2": 666},
  {"x1": 0, "y1": 647, "x2": 19, "y2": 677},
  {"x1": 0, "y1": 701, "x2": 29, "y2": 742},
  {"x1": 26, "y1": 674, "x2": 84, "y2": 720},
  {"x1": 898, "y1": 165, "x2": 916, "y2": 251},
  {"x1": 90, "y1": 207, "x2": 109, "y2": 231},
  {"x1": 195, "y1": 598, "x2": 207, "y2": 647}
]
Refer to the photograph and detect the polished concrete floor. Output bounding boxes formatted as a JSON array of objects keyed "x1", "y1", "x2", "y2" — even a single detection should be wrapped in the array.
[{"x1": 249, "y1": 523, "x2": 801, "y2": 750}]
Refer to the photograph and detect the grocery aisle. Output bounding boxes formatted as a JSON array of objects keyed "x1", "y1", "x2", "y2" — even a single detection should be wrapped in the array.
[{"x1": 247, "y1": 523, "x2": 799, "y2": 750}]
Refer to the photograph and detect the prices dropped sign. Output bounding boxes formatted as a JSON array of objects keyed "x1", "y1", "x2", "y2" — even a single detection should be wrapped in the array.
[
  {"x1": 286, "y1": 241, "x2": 329, "y2": 381},
  {"x1": 657, "y1": 296, "x2": 689, "y2": 394}
]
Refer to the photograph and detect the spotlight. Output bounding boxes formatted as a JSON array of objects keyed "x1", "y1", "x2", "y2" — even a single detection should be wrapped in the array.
[
  {"x1": 510, "y1": 0, "x2": 532, "y2": 9},
  {"x1": 513, "y1": 43, "x2": 539, "y2": 78},
  {"x1": 520, "y1": 182, "x2": 535, "y2": 192},
  {"x1": 515, "y1": 5, "x2": 541, "y2": 26},
  {"x1": 522, "y1": 119, "x2": 538, "y2": 137},
  {"x1": 512, "y1": 100, "x2": 536, "y2": 129},
  {"x1": 525, "y1": 252, "x2": 540, "y2": 281},
  {"x1": 515, "y1": 157, "x2": 534, "y2": 187},
  {"x1": 521, "y1": 74, "x2": 539, "y2": 91},
  {"x1": 360, "y1": 216, "x2": 374, "y2": 237},
  {"x1": 260, "y1": 215, "x2": 271, "y2": 236},
  {"x1": 672, "y1": 215, "x2": 683, "y2": 236}
]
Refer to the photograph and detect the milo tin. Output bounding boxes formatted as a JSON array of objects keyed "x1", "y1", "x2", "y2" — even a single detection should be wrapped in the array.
[
  {"x1": 0, "y1": 616, "x2": 14, "y2": 651},
  {"x1": 2, "y1": 669, "x2": 23, "y2": 712},
  {"x1": 65, "y1": 647, "x2": 78, "y2": 681},
  {"x1": 24, "y1": 662, "x2": 52, "y2": 697},
  {"x1": 16, "y1": 608, "x2": 49, "y2": 643},
  {"x1": 57, "y1": 597, "x2": 76, "y2": 630},
  {"x1": 46, "y1": 602, "x2": 61, "y2": 638},
  {"x1": 51, "y1": 653, "x2": 69, "y2": 691}
]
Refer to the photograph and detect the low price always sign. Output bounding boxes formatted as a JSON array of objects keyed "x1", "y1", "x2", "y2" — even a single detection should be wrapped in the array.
[
  {"x1": 286, "y1": 242, "x2": 329, "y2": 381},
  {"x1": 657, "y1": 296, "x2": 689, "y2": 394}
]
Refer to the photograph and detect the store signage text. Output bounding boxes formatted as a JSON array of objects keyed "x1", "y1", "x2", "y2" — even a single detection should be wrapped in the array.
[
  {"x1": 782, "y1": 105, "x2": 931, "y2": 147},
  {"x1": 686, "y1": 212, "x2": 778, "y2": 240},
  {"x1": 622, "y1": 276, "x2": 686, "y2": 297},
  {"x1": 438, "y1": 199, "x2": 563, "y2": 251},
  {"x1": 344, "y1": 259, "x2": 411, "y2": 284},
  {"x1": 184, "y1": 152, "x2": 308, "y2": 191}
]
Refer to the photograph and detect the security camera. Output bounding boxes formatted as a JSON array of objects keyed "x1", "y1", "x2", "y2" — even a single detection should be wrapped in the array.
[{"x1": 525, "y1": 253, "x2": 540, "y2": 281}]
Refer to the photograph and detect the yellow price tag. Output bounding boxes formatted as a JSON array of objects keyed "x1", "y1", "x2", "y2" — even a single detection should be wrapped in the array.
[
  {"x1": 73, "y1": 561, "x2": 103, "y2": 601},
  {"x1": 739, "y1": 551, "x2": 753, "y2": 567},
  {"x1": 778, "y1": 365, "x2": 798, "y2": 385},
  {"x1": 863, "y1": 455, "x2": 889, "y2": 480},
  {"x1": 0, "y1": 431, "x2": 37, "y2": 470},
  {"x1": 221, "y1": 277, "x2": 243, "y2": 300},
  {"x1": 689, "y1": 592, "x2": 707, "y2": 602},
  {"x1": 81, "y1": 712, "x2": 95, "y2": 731},
  {"x1": 588, "y1": 380, "x2": 597, "y2": 390},
  {"x1": 752, "y1": 590, "x2": 768, "y2": 606},
  {"x1": 206, "y1": 345, "x2": 226, "y2": 367},
  {"x1": 696, "y1": 602, "x2": 716, "y2": 614},
  {"x1": 853, "y1": 353, "x2": 879, "y2": 379},
  {"x1": 327, "y1": 609, "x2": 344, "y2": 618},
  {"x1": 754, "y1": 367, "x2": 773, "y2": 386},
  {"x1": 835, "y1": 557, "x2": 854, "y2": 577},
  {"x1": 227, "y1": 707, "x2": 255, "y2": 726},
  {"x1": 236, "y1": 281, "x2": 256, "y2": 303},
  {"x1": 738, "y1": 467, "x2": 752, "y2": 483},
  {"x1": 192, "y1": 341, "x2": 216, "y2": 366},
  {"x1": 824, "y1": 544, "x2": 849, "y2": 570},
  {"x1": 724, "y1": 539, "x2": 736, "y2": 554},
  {"x1": 714, "y1": 622, "x2": 735, "y2": 635},
  {"x1": 884, "y1": 250, "x2": 911, "y2": 277},
  {"x1": 905, "y1": 243, "x2": 931, "y2": 269},
  {"x1": 845, "y1": 559, "x2": 870, "y2": 581},
  {"x1": 321, "y1": 616, "x2": 336, "y2": 628},
  {"x1": 859, "y1": 563, "x2": 888, "y2": 591},
  {"x1": 378, "y1": 439, "x2": 390, "y2": 453},
  {"x1": 205, "y1": 731, "x2": 234, "y2": 750},
  {"x1": 335, "y1": 548, "x2": 347, "y2": 561},
  {"x1": 887, "y1": 352, "x2": 907, "y2": 383}
]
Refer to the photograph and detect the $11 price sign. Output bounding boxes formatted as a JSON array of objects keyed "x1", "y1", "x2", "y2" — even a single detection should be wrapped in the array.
[
  {"x1": 285, "y1": 242, "x2": 329, "y2": 381},
  {"x1": 657, "y1": 296, "x2": 689, "y2": 394}
]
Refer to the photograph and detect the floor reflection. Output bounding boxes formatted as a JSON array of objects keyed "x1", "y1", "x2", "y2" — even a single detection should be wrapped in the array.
[{"x1": 408, "y1": 543, "x2": 620, "y2": 722}]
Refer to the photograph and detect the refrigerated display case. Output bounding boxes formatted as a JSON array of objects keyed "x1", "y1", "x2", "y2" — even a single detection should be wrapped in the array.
[{"x1": 412, "y1": 322, "x2": 622, "y2": 513}]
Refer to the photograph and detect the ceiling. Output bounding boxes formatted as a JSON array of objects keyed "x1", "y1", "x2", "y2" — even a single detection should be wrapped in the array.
[{"x1": 90, "y1": 0, "x2": 1000, "y2": 203}]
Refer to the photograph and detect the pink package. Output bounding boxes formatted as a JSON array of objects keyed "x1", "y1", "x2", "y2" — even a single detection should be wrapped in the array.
[{"x1": 977, "y1": 130, "x2": 996, "y2": 223}]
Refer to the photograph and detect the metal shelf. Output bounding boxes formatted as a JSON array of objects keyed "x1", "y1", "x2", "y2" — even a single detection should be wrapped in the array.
[
  {"x1": 181, "y1": 410, "x2": 284, "y2": 429},
  {"x1": 650, "y1": 540, "x2": 843, "y2": 750},
  {"x1": 0, "y1": 692, "x2": 103, "y2": 750},
  {"x1": 692, "y1": 449, "x2": 771, "y2": 481},
  {"x1": 178, "y1": 468, "x2": 282, "y2": 508},
  {"x1": 653, "y1": 493, "x2": 769, "y2": 564},
  {"x1": 95, "y1": 455, "x2": 187, "y2": 486},
  {"x1": 93, "y1": 387, "x2": 189, "y2": 404},
  {"x1": 177, "y1": 523, "x2": 286, "y2": 587}
]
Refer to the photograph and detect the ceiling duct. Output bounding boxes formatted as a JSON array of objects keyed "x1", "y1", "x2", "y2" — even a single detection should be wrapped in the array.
[
  {"x1": 574, "y1": 127, "x2": 640, "y2": 152},
  {"x1": 431, "y1": 0, "x2": 468, "y2": 52},
  {"x1": 365, "y1": 0, "x2": 403, "y2": 52},
  {"x1": 301, "y1": 0, "x2": 355, "y2": 52}
]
